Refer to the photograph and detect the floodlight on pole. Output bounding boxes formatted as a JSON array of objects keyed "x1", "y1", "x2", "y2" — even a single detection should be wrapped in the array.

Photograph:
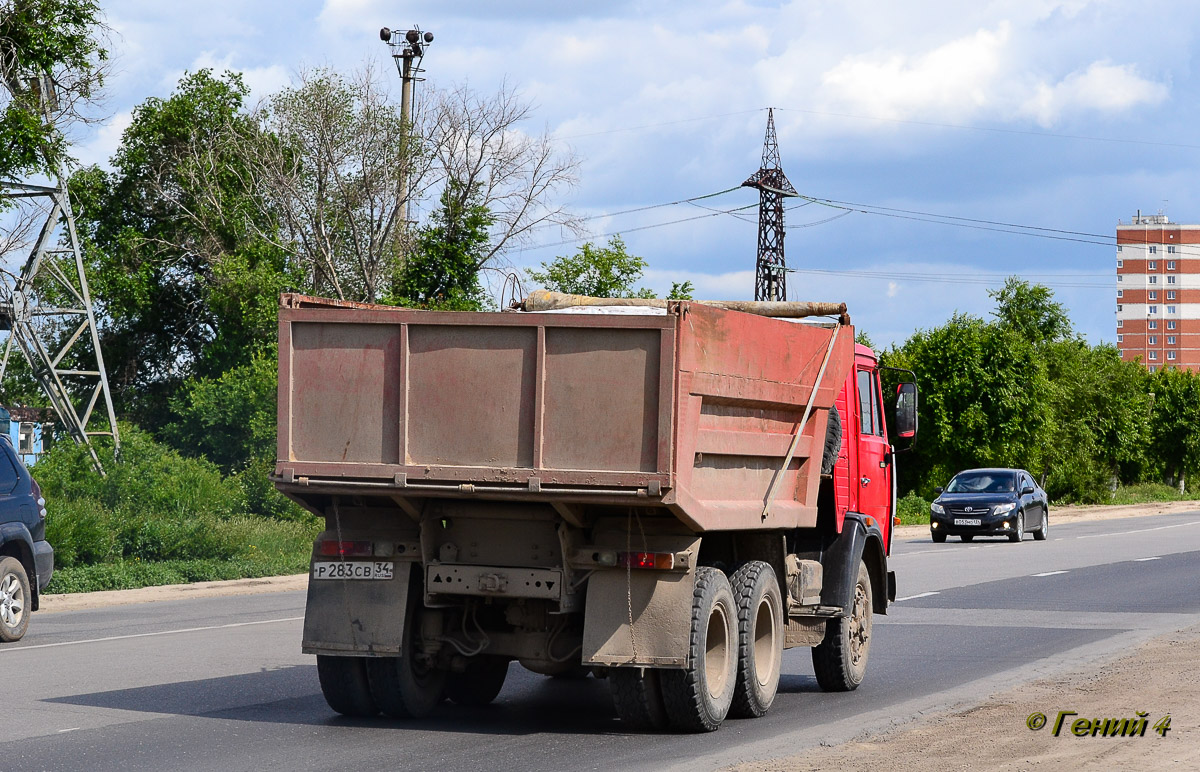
[{"x1": 381, "y1": 24, "x2": 433, "y2": 229}]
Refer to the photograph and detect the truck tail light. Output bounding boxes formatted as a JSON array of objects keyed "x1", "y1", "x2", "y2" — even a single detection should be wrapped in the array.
[
  {"x1": 617, "y1": 551, "x2": 675, "y2": 570},
  {"x1": 318, "y1": 539, "x2": 373, "y2": 557}
]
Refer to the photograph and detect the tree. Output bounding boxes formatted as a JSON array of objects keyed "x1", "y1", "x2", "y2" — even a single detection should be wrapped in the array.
[
  {"x1": 68, "y1": 70, "x2": 293, "y2": 425},
  {"x1": 1149, "y1": 368, "x2": 1200, "y2": 493},
  {"x1": 246, "y1": 65, "x2": 412, "y2": 303},
  {"x1": 989, "y1": 277, "x2": 1072, "y2": 345},
  {"x1": 421, "y1": 81, "x2": 581, "y2": 272},
  {"x1": 528, "y1": 236, "x2": 655, "y2": 298},
  {"x1": 0, "y1": 0, "x2": 109, "y2": 180},
  {"x1": 669, "y1": 280, "x2": 695, "y2": 300},
  {"x1": 394, "y1": 179, "x2": 492, "y2": 309}
]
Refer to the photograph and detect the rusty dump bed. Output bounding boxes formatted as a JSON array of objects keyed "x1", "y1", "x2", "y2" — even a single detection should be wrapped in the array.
[{"x1": 275, "y1": 294, "x2": 853, "y2": 532}]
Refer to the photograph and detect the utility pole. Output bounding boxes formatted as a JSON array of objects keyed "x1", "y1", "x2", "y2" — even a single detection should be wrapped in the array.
[
  {"x1": 381, "y1": 26, "x2": 433, "y2": 229},
  {"x1": 0, "y1": 72, "x2": 120, "y2": 473},
  {"x1": 743, "y1": 108, "x2": 797, "y2": 301}
]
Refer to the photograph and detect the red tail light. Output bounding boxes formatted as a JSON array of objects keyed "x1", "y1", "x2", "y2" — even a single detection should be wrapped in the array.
[
  {"x1": 318, "y1": 540, "x2": 373, "y2": 557},
  {"x1": 617, "y1": 551, "x2": 675, "y2": 570}
]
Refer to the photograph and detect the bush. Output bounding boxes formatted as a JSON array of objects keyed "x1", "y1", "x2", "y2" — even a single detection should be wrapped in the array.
[
  {"x1": 1109, "y1": 482, "x2": 1200, "y2": 506},
  {"x1": 896, "y1": 492, "x2": 931, "y2": 526}
]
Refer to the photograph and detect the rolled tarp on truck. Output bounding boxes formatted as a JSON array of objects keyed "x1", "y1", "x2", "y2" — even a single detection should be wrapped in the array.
[{"x1": 273, "y1": 292, "x2": 913, "y2": 732}]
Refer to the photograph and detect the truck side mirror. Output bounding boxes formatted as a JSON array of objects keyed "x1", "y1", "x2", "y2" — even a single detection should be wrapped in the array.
[{"x1": 894, "y1": 382, "x2": 918, "y2": 439}]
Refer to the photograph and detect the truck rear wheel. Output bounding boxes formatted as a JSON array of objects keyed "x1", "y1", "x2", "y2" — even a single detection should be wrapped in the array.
[
  {"x1": 446, "y1": 657, "x2": 509, "y2": 706},
  {"x1": 609, "y1": 667, "x2": 669, "y2": 730},
  {"x1": 660, "y1": 566, "x2": 738, "y2": 732},
  {"x1": 316, "y1": 655, "x2": 378, "y2": 717},
  {"x1": 812, "y1": 560, "x2": 872, "y2": 692},
  {"x1": 729, "y1": 561, "x2": 783, "y2": 718},
  {"x1": 366, "y1": 570, "x2": 446, "y2": 718}
]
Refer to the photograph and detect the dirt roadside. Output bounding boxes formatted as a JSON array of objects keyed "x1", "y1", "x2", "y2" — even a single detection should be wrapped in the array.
[
  {"x1": 726, "y1": 499, "x2": 1200, "y2": 772},
  {"x1": 726, "y1": 624, "x2": 1200, "y2": 772}
]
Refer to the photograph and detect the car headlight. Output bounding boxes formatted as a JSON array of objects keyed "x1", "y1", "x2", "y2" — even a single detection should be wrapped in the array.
[
  {"x1": 931, "y1": 503, "x2": 945, "y2": 515},
  {"x1": 994, "y1": 502, "x2": 1016, "y2": 515}
]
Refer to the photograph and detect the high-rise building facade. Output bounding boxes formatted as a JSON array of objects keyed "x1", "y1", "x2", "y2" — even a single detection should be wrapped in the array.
[{"x1": 1116, "y1": 212, "x2": 1200, "y2": 372}]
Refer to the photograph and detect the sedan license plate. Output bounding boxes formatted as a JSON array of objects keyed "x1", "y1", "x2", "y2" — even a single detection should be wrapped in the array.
[
  {"x1": 953, "y1": 518, "x2": 982, "y2": 527},
  {"x1": 311, "y1": 561, "x2": 394, "y2": 580}
]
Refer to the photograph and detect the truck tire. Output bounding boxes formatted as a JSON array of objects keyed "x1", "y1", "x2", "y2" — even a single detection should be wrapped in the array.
[
  {"x1": 316, "y1": 655, "x2": 378, "y2": 717},
  {"x1": 609, "y1": 667, "x2": 669, "y2": 730},
  {"x1": 0, "y1": 556, "x2": 30, "y2": 642},
  {"x1": 366, "y1": 570, "x2": 446, "y2": 718},
  {"x1": 812, "y1": 560, "x2": 872, "y2": 692},
  {"x1": 821, "y1": 405, "x2": 842, "y2": 476},
  {"x1": 660, "y1": 566, "x2": 738, "y2": 732},
  {"x1": 446, "y1": 657, "x2": 509, "y2": 706},
  {"x1": 728, "y1": 561, "x2": 783, "y2": 718}
]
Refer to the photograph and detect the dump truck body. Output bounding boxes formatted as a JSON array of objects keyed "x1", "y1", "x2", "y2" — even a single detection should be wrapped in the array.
[{"x1": 274, "y1": 293, "x2": 916, "y2": 731}]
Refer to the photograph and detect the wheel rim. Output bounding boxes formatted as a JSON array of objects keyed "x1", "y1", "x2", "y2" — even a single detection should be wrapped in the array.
[
  {"x1": 1018, "y1": 513, "x2": 1024, "y2": 540},
  {"x1": 752, "y1": 594, "x2": 779, "y2": 688},
  {"x1": 0, "y1": 572, "x2": 24, "y2": 629},
  {"x1": 704, "y1": 600, "x2": 732, "y2": 698},
  {"x1": 848, "y1": 583, "x2": 869, "y2": 667}
]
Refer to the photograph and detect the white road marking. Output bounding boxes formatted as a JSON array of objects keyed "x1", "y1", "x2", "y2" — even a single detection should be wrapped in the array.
[
  {"x1": 895, "y1": 591, "x2": 940, "y2": 602},
  {"x1": 1075, "y1": 520, "x2": 1200, "y2": 540},
  {"x1": 1031, "y1": 570, "x2": 1068, "y2": 577},
  {"x1": 57, "y1": 728, "x2": 80, "y2": 734},
  {"x1": 1135, "y1": 556, "x2": 1162, "y2": 562},
  {"x1": 0, "y1": 616, "x2": 304, "y2": 654}
]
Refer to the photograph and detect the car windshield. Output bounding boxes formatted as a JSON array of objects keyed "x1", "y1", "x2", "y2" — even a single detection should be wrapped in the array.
[{"x1": 945, "y1": 472, "x2": 1016, "y2": 494}]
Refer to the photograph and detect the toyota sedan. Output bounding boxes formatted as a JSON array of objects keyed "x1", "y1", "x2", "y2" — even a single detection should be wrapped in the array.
[{"x1": 929, "y1": 468, "x2": 1048, "y2": 543}]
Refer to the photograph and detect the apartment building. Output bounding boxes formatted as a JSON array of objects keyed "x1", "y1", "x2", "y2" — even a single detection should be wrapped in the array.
[{"x1": 1116, "y1": 212, "x2": 1200, "y2": 372}]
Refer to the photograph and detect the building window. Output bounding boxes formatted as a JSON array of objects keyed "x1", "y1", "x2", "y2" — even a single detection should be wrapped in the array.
[
  {"x1": 1118, "y1": 275, "x2": 1124, "y2": 282},
  {"x1": 1117, "y1": 258, "x2": 1124, "y2": 267},
  {"x1": 1168, "y1": 351, "x2": 1177, "y2": 361},
  {"x1": 1149, "y1": 320, "x2": 1157, "y2": 329},
  {"x1": 1168, "y1": 305, "x2": 1177, "y2": 314},
  {"x1": 1118, "y1": 246, "x2": 1124, "y2": 252},
  {"x1": 1149, "y1": 351, "x2": 1158, "y2": 360},
  {"x1": 1168, "y1": 320, "x2": 1177, "y2": 330},
  {"x1": 1150, "y1": 246, "x2": 1158, "y2": 254},
  {"x1": 1118, "y1": 304, "x2": 1124, "y2": 312},
  {"x1": 1150, "y1": 365, "x2": 1158, "y2": 372},
  {"x1": 1168, "y1": 260, "x2": 1176, "y2": 270},
  {"x1": 1168, "y1": 291, "x2": 1176, "y2": 300},
  {"x1": 1149, "y1": 275, "x2": 1158, "y2": 284},
  {"x1": 1118, "y1": 289, "x2": 1125, "y2": 298},
  {"x1": 1149, "y1": 261, "x2": 1158, "y2": 270},
  {"x1": 1168, "y1": 275, "x2": 1177, "y2": 284},
  {"x1": 1168, "y1": 336, "x2": 1176, "y2": 345},
  {"x1": 1149, "y1": 336, "x2": 1157, "y2": 345},
  {"x1": 1117, "y1": 334, "x2": 1124, "y2": 343},
  {"x1": 1149, "y1": 306, "x2": 1159, "y2": 314},
  {"x1": 1117, "y1": 319, "x2": 1124, "y2": 328},
  {"x1": 1168, "y1": 245, "x2": 1177, "y2": 254},
  {"x1": 1149, "y1": 291, "x2": 1157, "y2": 300}
]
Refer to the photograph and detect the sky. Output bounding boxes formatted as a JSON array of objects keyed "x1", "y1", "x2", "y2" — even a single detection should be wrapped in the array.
[{"x1": 66, "y1": 0, "x2": 1200, "y2": 347}]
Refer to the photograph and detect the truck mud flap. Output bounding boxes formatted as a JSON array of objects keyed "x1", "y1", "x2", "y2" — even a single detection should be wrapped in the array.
[
  {"x1": 820, "y1": 513, "x2": 888, "y2": 617},
  {"x1": 302, "y1": 562, "x2": 412, "y2": 656}
]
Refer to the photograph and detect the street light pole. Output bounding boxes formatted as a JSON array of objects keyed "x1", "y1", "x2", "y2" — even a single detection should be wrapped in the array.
[{"x1": 381, "y1": 26, "x2": 433, "y2": 230}]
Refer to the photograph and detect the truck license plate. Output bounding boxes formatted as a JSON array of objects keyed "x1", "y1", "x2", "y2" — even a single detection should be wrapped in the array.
[
  {"x1": 311, "y1": 561, "x2": 394, "y2": 580},
  {"x1": 953, "y1": 518, "x2": 982, "y2": 526}
]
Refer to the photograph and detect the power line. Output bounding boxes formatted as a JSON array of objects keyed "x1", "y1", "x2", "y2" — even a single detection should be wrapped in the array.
[{"x1": 512, "y1": 203, "x2": 760, "y2": 254}]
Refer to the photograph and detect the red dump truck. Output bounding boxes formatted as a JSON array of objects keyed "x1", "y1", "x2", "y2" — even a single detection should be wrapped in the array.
[{"x1": 273, "y1": 292, "x2": 917, "y2": 732}]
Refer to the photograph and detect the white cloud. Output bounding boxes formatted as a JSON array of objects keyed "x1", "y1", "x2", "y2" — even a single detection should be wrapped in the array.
[
  {"x1": 887, "y1": 281, "x2": 899, "y2": 298},
  {"x1": 1021, "y1": 61, "x2": 1169, "y2": 127},
  {"x1": 820, "y1": 23, "x2": 1012, "y2": 121},
  {"x1": 74, "y1": 110, "x2": 133, "y2": 169}
]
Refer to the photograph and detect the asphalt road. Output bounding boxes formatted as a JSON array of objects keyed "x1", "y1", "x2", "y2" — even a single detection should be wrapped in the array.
[{"x1": 3, "y1": 510, "x2": 1199, "y2": 772}]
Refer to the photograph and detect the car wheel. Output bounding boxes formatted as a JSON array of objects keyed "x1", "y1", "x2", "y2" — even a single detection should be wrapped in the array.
[
  {"x1": 931, "y1": 531, "x2": 946, "y2": 543},
  {"x1": 729, "y1": 561, "x2": 784, "y2": 718},
  {"x1": 0, "y1": 556, "x2": 31, "y2": 642},
  {"x1": 1009, "y1": 511, "x2": 1024, "y2": 543},
  {"x1": 660, "y1": 566, "x2": 738, "y2": 732},
  {"x1": 960, "y1": 534, "x2": 974, "y2": 543},
  {"x1": 1033, "y1": 509, "x2": 1048, "y2": 541},
  {"x1": 812, "y1": 560, "x2": 872, "y2": 691}
]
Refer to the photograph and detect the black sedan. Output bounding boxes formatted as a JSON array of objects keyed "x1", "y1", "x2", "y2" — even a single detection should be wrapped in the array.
[{"x1": 929, "y1": 468, "x2": 1049, "y2": 543}]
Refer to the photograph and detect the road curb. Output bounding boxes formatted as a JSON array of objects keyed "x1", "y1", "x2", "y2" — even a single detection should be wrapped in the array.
[{"x1": 40, "y1": 573, "x2": 309, "y2": 613}]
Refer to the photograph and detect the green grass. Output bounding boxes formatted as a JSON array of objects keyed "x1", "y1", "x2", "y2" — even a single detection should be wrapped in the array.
[
  {"x1": 45, "y1": 553, "x2": 310, "y2": 594},
  {"x1": 1106, "y1": 482, "x2": 1200, "y2": 506}
]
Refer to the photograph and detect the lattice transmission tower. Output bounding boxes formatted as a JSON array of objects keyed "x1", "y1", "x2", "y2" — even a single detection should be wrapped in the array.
[
  {"x1": 0, "y1": 74, "x2": 120, "y2": 473},
  {"x1": 742, "y1": 108, "x2": 796, "y2": 301}
]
